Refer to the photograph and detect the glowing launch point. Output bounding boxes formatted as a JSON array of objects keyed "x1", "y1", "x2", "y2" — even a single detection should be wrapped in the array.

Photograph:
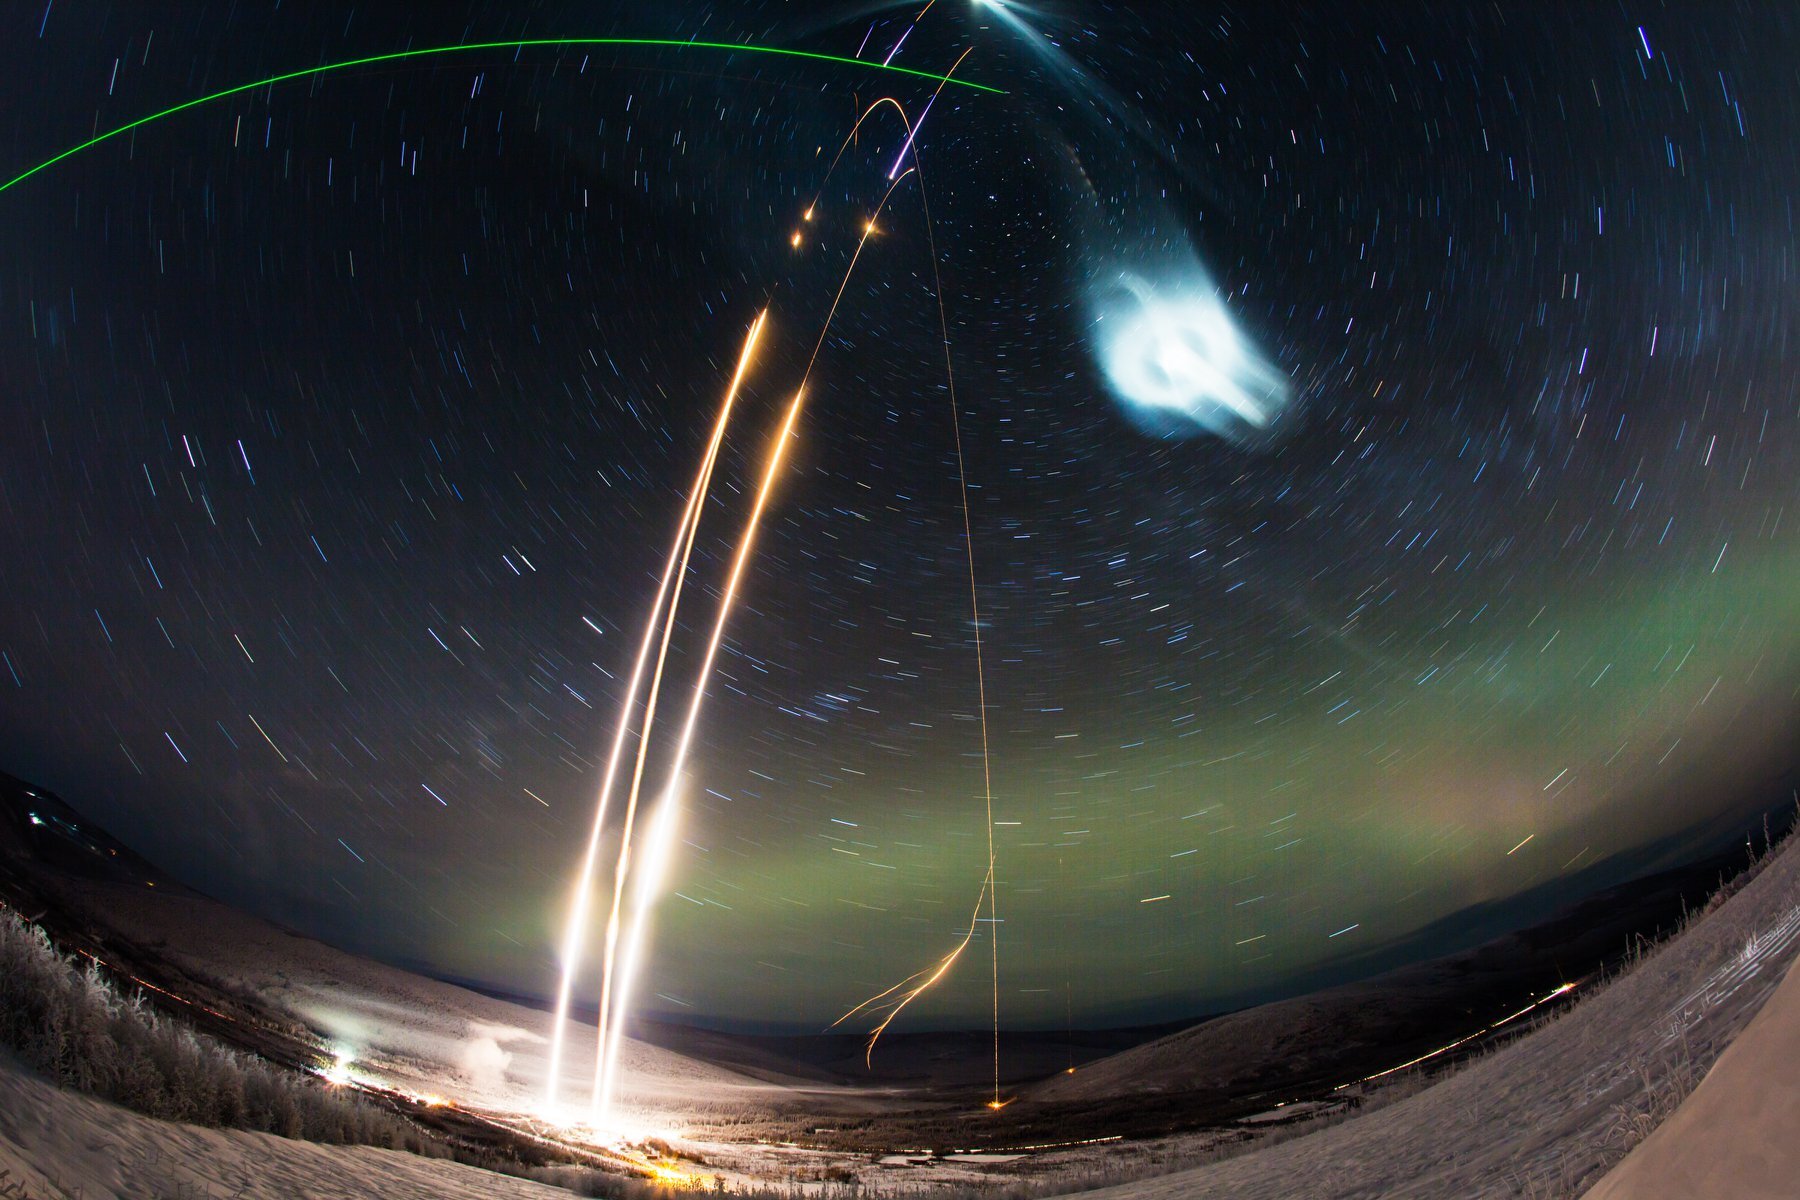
[{"x1": 322, "y1": 1048, "x2": 354, "y2": 1086}]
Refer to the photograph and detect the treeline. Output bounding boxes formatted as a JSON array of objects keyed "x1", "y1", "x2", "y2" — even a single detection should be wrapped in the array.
[{"x1": 0, "y1": 906, "x2": 423, "y2": 1149}]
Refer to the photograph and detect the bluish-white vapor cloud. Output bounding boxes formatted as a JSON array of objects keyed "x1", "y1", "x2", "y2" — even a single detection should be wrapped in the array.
[
  {"x1": 967, "y1": 0, "x2": 1296, "y2": 444},
  {"x1": 1089, "y1": 266, "x2": 1293, "y2": 443}
]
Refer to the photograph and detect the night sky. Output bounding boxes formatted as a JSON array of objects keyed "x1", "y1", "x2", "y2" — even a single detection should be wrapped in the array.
[{"x1": 1, "y1": 2, "x2": 1795, "y2": 1033}]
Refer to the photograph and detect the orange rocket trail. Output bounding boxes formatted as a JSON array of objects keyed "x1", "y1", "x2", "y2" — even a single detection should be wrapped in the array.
[
  {"x1": 911, "y1": 100, "x2": 1004, "y2": 1109},
  {"x1": 596, "y1": 382, "x2": 811, "y2": 1119},
  {"x1": 591, "y1": 169, "x2": 923, "y2": 1125},
  {"x1": 834, "y1": 877, "x2": 992, "y2": 1068},
  {"x1": 582, "y1": 43, "x2": 1003, "y2": 1127},
  {"x1": 802, "y1": 97, "x2": 912, "y2": 228}
]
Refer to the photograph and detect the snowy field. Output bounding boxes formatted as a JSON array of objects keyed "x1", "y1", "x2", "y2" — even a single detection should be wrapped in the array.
[
  {"x1": 1052, "y1": 835, "x2": 1800, "y2": 1199},
  {"x1": 1, "y1": 830, "x2": 1795, "y2": 1198},
  {"x1": 0, "y1": 1052, "x2": 574, "y2": 1200},
  {"x1": 47, "y1": 876, "x2": 860, "y2": 1131}
]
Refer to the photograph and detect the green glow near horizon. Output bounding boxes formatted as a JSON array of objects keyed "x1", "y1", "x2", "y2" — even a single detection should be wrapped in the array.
[{"x1": 0, "y1": 37, "x2": 1002, "y2": 197}]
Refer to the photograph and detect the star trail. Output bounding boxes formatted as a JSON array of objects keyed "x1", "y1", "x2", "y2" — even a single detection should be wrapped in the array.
[{"x1": 0, "y1": 1, "x2": 1794, "y2": 1038}]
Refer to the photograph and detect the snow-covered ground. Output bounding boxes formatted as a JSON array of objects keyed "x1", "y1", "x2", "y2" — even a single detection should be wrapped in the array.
[
  {"x1": 1040, "y1": 837, "x2": 1800, "y2": 1198},
  {"x1": 53, "y1": 876, "x2": 844, "y2": 1130},
  {"x1": 0, "y1": 1049, "x2": 570, "y2": 1200},
  {"x1": 6, "y1": 832, "x2": 1796, "y2": 1198},
  {"x1": 1585, "y1": 944, "x2": 1799, "y2": 1198}
]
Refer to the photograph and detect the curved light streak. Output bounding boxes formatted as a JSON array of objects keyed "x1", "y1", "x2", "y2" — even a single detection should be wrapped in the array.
[
  {"x1": 834, "y1": 878, "x2": 991, "y2": 1067},
  {"x1": 801, "y1": 97, "x2": 914, "y2": 229},
  {"x1": 910, "y1": 127, "x2": 1004, "y2": 1108},
  {"x1": 0, "y1": 38, "x2": 1000, "y2": 198},
  {"x1": 829, "y1": 126, "x2": 1003, "y2": 1103}
]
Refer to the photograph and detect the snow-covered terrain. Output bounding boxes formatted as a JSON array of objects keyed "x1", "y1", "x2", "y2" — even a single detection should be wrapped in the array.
[
  {"x1": 2, "y1": 831, "x2": 1795, "y2": 1197},
  {"x1": 1044, "y1": 835, "x2": 1800, "y2": 1198},
  {"x1": 0, "y1": 1049, "x2": 571, "y2": 1200},
  {"x1": 1586, "y1": 946, "x2": 1799, "y2": 1198},
  {"x1": 52, "y1": 876, "x2": 840, "y2": 1128}
]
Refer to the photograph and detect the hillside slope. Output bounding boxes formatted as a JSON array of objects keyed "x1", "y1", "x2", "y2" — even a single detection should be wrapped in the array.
[{"x1": 0, "y1": 1050, "x2": 570, "y2": 1200}]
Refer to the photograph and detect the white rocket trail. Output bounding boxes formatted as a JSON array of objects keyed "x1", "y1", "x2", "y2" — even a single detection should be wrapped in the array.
[{"x1": 543, "y1": 309, "x2": 766, "y2": 1112}]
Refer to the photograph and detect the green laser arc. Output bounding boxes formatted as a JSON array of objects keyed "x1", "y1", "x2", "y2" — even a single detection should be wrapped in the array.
[{"x1": 0, "y1": 37, "x2": 1002, "y2": 197}]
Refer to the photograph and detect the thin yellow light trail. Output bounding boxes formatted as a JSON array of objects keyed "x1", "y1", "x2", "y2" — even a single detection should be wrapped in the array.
[
  {"x1": 802, "y1": 97, "x2": 913, "y2": 226},
  {"x1": 832, "y1": 966, "x2": 937, "y2": 1029},
  {"x1": 911, "y1": 113, "x2": 1004, "y2": 1108},
  {"x1": 543, "y1": 309, "x2": 766, "y2": 1111},
  {"x1": 820, "y1": 45, "x2": 1004, "y2": 1105},
  {"x1": 835, "y1": 878, "x2": 991, "y2": 1068}
]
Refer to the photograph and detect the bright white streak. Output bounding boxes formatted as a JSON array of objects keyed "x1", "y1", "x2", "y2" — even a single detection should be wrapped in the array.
[
  {"x1": 542, "y1": 309, "x2": 766, "y2": 1112},
  {"x1": 594, "y1": 390, "x2": 809, "y2": 1124},
  {"x1": 589, "y1": 312, "x2": 770, "y2": 1120},
  {"x1": 972, "y1": 0, "x2": 1168, "y2": 173},
  {"x1": 887, "y1": 93, "x2": 934, "y2": 180},
  {"x1": 593, "y1": 795, "x2": 682, "y2": 1126},
  {"x1": 595, "y1": 170, "x2": 920, "y2": 1127},
  {"x1": 882, "y1": 23, "x2": 913, "y2": 66}
]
